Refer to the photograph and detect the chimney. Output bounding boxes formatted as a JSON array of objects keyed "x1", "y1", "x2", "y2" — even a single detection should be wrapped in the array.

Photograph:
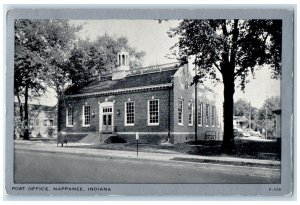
[{"x1": 112, "y1": 48, "x2": 130, "y2": 80}]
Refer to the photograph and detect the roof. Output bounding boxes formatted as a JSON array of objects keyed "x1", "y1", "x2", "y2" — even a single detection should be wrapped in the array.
[
  {"x1": 65, "y1": 66, "x2": 179, "y2": 96},
  {"x1": 14, "y1": 102, "x2": 56, "y2": 111},
  {"x1": 233, "y1": 116, "x2": 249, "y2": 122}
]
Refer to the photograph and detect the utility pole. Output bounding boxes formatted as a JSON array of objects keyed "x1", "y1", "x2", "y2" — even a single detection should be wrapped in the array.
[
  {"x1": 265, "y1": 107, "x2": 268, "y2": 139},
  {"x1": 191, "y1": 66, "x2": 200, "y2": 142},
  {"x1": 195, "y1": 76, "x2": 198, "y2": 142}
]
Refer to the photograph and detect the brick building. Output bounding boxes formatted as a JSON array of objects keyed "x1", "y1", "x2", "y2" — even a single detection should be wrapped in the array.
[{"x1": 58, "y1": 50, "x2": 222, "y2": 144}]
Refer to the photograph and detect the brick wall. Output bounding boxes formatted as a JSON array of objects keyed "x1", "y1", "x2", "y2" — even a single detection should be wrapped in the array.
[
  {"x1": 59, "y1": 88, "x2": 173, "y2": 143},
  {"x1": 171, "y1": 66, "x2": 222, "y2": 143}
]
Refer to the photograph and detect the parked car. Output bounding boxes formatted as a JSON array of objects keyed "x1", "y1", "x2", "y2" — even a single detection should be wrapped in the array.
[
  {"x1": 233, "y1": 128, "x2": 251, "y2": 138},
  {"x1": 242, "y1": 128, "x2": 262, "y2": 137}
]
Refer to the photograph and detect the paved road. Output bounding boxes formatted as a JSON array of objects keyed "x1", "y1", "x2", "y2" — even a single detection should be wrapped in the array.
[{"x1": 14, "y1": 149, "x2": 280, "y2": 184}]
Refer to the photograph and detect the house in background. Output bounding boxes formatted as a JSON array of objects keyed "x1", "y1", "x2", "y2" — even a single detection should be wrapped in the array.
[
  {"x1": 58, "y1": 50, "x2": 222, "y2": 144},
  {"x1": 272, "y1": 109, "x2": 281, "y2": 140},
  {"x1": 233, "y1": 116, "x2": 249, "y2": 129},
  {"x1": 14, "y1": 103, "x2": 57, "y2": 139}
]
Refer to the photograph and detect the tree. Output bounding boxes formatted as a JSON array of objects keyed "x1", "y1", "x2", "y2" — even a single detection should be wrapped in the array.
[
  {"x1": 14, "y1": 19, "x2": 80, "y2": 139},
  {"x1": 168, "y1": 20, "x2": 281, "y2": 153},
  {"x1": 234, "y1": 99, "x2": 261, "y2": 130},
  {"x1": 65, "y1": 35, "x2": 145, "y2": 89},
  {"x1": 257, "y1": 96, "x2": 280, "y2": 137},
  {"x1": 234, "y1": 99, "x2": 251, "y2": 117}
]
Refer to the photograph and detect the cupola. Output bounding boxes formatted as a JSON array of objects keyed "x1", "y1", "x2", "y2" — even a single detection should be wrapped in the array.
[{"x1": 112, "y1": 48, "x2": 130, "y2": 80}]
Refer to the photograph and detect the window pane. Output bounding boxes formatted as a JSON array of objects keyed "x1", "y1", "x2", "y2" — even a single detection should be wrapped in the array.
[
  {"x1": 49, "y1": 119, "x2": 54, "y2": 126},
  {"x1": 198, "y1": 102, "x2": 203, "y2": 126},
  {"x1": 84, "y1": 105, "x2": 90, "y2": 125},
  {"x1": 103, "y1": 115, "x2": 107, "y2": 125},
  {"x1": 206, "y1": 104, "x2": 210, "y2": 126},
  {"x1": 67, "y1": 107, "x2": 73, "y2": 126},
  {"x1": 188, "y1": 102, "x2": 193, "y2": 125},
  {"x1": 107, "y1": 114, "x2": 112, "y2": 125},
  {"x1": 212, "y1": 106, "x2": 215, "y2": 126},
  {"x1": 178, "y1": 100, "x2": 183, "y2": 124},
  {"x1": 126, "y1": 102, "x2": 135, "y2": 124},
  {"x1": 149, "y1": 99, "x2": 159, "y2": 124}
]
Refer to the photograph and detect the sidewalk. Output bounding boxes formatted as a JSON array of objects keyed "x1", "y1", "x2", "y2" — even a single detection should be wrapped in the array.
[{"x1": 14, "y1": 140, "x2": 280, "y2": 168}]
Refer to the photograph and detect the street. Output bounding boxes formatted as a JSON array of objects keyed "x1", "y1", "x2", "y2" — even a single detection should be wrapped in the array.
[{"x1": 14, "y1": 149, "x2": 280, "y2": 184}]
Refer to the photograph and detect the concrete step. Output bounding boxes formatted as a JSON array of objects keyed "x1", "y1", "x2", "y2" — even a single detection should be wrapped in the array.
[{"x1": 78, "y1": 133, "x2": 100, "y2": 144}]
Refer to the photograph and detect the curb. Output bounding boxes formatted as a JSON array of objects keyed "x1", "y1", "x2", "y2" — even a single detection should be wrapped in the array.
[{"x1": 171, "y1": 157, "x2": 280, "y2": 169}]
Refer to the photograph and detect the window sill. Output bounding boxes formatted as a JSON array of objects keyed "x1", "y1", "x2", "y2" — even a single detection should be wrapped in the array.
[
  {"x1": 188, "y1": 124, "x2": 194, "y2": 127},
  {"x1": 148, "y1": 123, "x2": 159, "y2": 126},
  {"x1": 178, "y1": 123, "x2": 184, "y2": 126},
  {"x1": 198, "y1": 125, "x2": 203, "y2": 127},
  {"x1": 125, "y1": 124, "x2": 134, "y2": 127},
  {"x1": 66, "y1": 125, "x2": 74, "y2": 128},
  {"x1": 82, "y1": 125, "x2": 90, "y2": 127}
]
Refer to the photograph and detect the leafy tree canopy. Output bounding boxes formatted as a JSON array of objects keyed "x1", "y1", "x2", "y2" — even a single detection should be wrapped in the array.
[
  {"x1": 169, "y1": 20, "x2": 282, "y2": 90},
  {"x1": 65, "y1": 34, "x2": 145, "y2": 87},
  {"x1": 168, "y1": 19, "x2": 281, "y2": 152}
]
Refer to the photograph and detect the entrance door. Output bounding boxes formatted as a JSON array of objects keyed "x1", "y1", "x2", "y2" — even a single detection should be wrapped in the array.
[{"x1": 102, "y1": 107, "x2": 113, "y2": 132}]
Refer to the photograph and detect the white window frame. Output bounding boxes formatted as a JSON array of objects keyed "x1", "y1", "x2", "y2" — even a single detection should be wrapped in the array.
[
  {"x1": 125, "y1": 101, "x2": 135, "y2": 126},
  {"x1": 66, "y1": 107, "x2": 74, "y2": 127},
  {"x1": 82, "y1": 105, "x2": 91, "y2": 127},
  {"x1": 178, "y1": 99, "x2": 184, "y2": 126},
  {"x1": 216, "y1": 110, "x2": 220, "y2": 127},
  {"x1": 205, "y1": 104, "x2": 210, "y2": 127},
  {"x1": 188, "y1": 101, "x2": 194, "y2": 126},
  {"x1": 211, "y1": 106, "x2": 216, "y2": 127},
  {"x1": 198, "y1": 102, "x2": 203, "y2": 127},
  {"x1": 147, "y1": 99, "x2": 159, "y2": 126}
]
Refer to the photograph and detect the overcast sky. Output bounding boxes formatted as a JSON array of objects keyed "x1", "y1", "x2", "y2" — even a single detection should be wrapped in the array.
[{"x1": 32, "y1": 20, "x2": 280, "y2": 108}]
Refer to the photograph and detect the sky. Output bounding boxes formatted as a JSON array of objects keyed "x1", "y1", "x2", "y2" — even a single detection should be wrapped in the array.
[{"x1": 31, "y1": 20, "x2": 280, "y2": 108}]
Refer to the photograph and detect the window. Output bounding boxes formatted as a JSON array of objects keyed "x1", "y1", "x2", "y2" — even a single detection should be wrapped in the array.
[
  {"x1": 83, "y1": 105, "x2": 91, "y2": 126},
  {"x1": 212, "y1": 106, "x2": 215, "y2": 127},
  {"x1": 148, "y1": 99, "x2": 159, "y2": 125},
  {"x1": 188, "y1": 101, "x2": 194, "y2": 126},
  {"x1": 178, "y1": 99, "x2": 183, "y2": 125},
  {"x1": 205, "y1": 104, "x2": 210, "y2": 126},
  {"x1": 216, "y1": 109, "x2": 220, "y2": 127},
  {"x1": 125, "y1": 101, "x2": 135, "y2": 126},
  {"x1": 49, "y1": 119, "x2": 54, "y2": 127},
  {"x1": 198, "y1": 102, "x2": 203, "y2": 126},
  {"x1": 66, "y1": 107, "x2": 74, "y2": 127}
]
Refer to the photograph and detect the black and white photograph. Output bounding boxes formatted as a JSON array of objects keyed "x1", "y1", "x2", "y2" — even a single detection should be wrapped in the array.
[{"x1": 5, "y1": 8, "x2": 294, "y2": 196}]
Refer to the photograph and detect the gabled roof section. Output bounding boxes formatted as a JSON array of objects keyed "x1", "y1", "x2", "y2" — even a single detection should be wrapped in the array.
[{"x1": 65, "y1": 63, "x2": 180, "y2": 96}]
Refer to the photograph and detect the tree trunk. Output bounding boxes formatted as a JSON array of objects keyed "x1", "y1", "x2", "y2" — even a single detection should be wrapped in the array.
[
  {"x1": 222, "y1": 70, "x2": 235, "y2": 153},
  {"x1": 23, "y1": 81, "x2": 30, "y2": 140},
  {"x1": 16, "y1": 94, "x2": 24, "y2": 139}
]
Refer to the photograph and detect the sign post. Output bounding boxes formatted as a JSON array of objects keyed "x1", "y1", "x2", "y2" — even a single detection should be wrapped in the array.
[{"x1": 136, "y1": 132, "x2": 139, "y2": 157}]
